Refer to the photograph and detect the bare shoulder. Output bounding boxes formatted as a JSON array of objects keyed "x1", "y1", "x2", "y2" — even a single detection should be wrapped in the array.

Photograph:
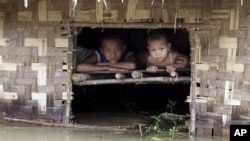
[
  {"x1": 172, "y1": 50, "x2": 188, "y2": 59},
  {"x1": 81, "y1": 52, "x2": 98, "y2": 64}
]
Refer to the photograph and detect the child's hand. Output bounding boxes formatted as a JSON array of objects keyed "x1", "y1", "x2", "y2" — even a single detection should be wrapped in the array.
[
  {"x1": 166, "y1": 65, "x2": 176, "y2": 73},
  {"x1": 146, "y1": 65, "x2": 158, "y2": 72},
  {"x1": 175, "y1": 55, "x2": 189, "y2": 68}
]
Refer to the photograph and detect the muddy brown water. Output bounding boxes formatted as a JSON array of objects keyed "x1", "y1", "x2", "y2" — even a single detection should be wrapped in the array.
[
  {"x1": 72, "y1": 112, "x2": 151, "y2": 126},
  {"x1": 0, "y1": 120, "x2": 228, "y2": 141}
]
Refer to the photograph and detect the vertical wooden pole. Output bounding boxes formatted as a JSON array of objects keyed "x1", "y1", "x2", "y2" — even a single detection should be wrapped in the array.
[{"x1": 189, "y1": 29, "x2": 196, "y2": 135}]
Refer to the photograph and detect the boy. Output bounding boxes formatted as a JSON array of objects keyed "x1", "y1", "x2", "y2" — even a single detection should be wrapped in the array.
[
  {"x1": 76, "y1": 32, "x2": 137, "y2": 72},
  {"x1": 146, "y1": 29, "x2": 189, "y2": 73}
]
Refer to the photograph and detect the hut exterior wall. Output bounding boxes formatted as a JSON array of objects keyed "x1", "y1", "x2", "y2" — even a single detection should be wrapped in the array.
[{"x1": 0, "y1": 0, "x2": 72, "y2": 123}]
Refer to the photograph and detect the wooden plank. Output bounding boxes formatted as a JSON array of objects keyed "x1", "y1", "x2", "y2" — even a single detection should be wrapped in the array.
[
  {"x1": 162, "y1": 9, "x2": 169, "y2": 23},
  {"x1": 31, "y1": 92, "x2": 47, "y2": 114},
  {"x1": 55, "y1": 38, "x2": 68, "y2": 48},
  {"x1": 0, "y1": 84, "x2": 3, "y2": 92},
  {"x1": 227, "y1": 62, "x2": 244, "y2": 72},
  {"x1": 236, "y1": 56, "x2": 250, "y2": 64},
  {"x1": 126, "y1": 0, "x2": 137, "y2": 21},
  {"x1": 208, "y1": 79, "x2": 227, "y2": 88},
  {"x1": 196, "y1": 128, "x2": 205, "y2": 136},
  {"x1": 230, "y1": 8, "x2": 238, "y2": 30},
  {"x1": 214, "y1": 104, "x2": 232, "y2": 115},
  {"x1": 18, "y1": 11, "x2": 32, "y2": 21},
  {"x1": 38, "y1": 85, "x2": 55, "y2": 94},
  {"x1": 47, "y1": 30, "x2": 55, "y2": 47},
  {"x1": 0, "y1": 63, "x2": 17, "y2": 71},
  {"x1": 47, "y1": 11, "x2": 62, "y2": 22},
  {"x1": 195, "y1": 64, "x2": 209, "y2": 71},
  {"x1": 195, "y1": 120, "x2": 214, "y2": 129},
  {"x1": 0, "y1": 38, "x2": 8, "y2": 46},
  {"x1": 216, "y1": 72, "x2": 234, "y2": 81},
  {"x1": 210, "y1": 48, "x2": 228, "y2": 56},
  {"x1": 32, "y1": 0, "x2": 39, "y2": 30},
  {"x1": 74, "y1": 10, "x2": 90, "y2": 22},
  {"x1": 24, "y1": 38, "x2": 46, "y2": 56},
  {"x1": 0, "y1": 12, "x2": 4, "y2": 37},
  {"x1": 211, "y1": 9, "x2": 230, "y2": 19},
  {"x1": 201, "y1": 0, "x2": 211, "y2": 20},
  {"x1": 219, "y1": 37, "x2": 237, "y2": 48},
  {"x1": 0, "y1": 92, "x2": 18, "y2": 99},
  {"x1": 38, "y1": 0, "x2": 47, "y2": 21},
  {"x1": 16, "y1": 78, "x2": 34, "y2": 85},
  {"x1": 96, "y1": 0, "x2": 103, "y2": 22},
  {"x1": 10, "y1": 85, "x2": 25, "y2": 95},
  {"x1": 32, "y1": 63, "x2": 47, "y2": 86},
  {"x1": 196, "y1": 87, "x2": 216, "y2": 97},
  {"x1": 134, "y1": 10, "x2": 150, "y2": 20},
  {"x1": 233, "y1": 90, "x2": 250, "y2": 101},
  {"x1": 103, "y1": 10, "x2": 118, "y2": 22}
]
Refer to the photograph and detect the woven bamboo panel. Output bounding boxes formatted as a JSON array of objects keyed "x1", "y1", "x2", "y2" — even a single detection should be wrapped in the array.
[{"x1": 0, "y1": 0, "x2": 71, "y2": 123}]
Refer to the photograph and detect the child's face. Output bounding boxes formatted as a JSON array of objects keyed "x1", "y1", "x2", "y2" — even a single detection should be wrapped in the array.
[
  {"x1": 147, "y1": 38, "x2": 171, "y2": 62},
  {"x1": 101, "y1": 39, "x2": 125, "y2": 63}
]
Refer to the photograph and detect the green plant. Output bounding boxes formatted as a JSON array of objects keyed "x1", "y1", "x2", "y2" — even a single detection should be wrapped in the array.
[
  {"x1": 168, "y1": 126, "x2": 178, "y2": 141},
  {"x1": 141, "y1": 100, "x2": 189, "y2": 141},
  {"x1": 152, "y1": 115, "x2": 161, "y2": 131},
  {"x1": 166, "y1": 100, "x2": 177, "y2": 114}
]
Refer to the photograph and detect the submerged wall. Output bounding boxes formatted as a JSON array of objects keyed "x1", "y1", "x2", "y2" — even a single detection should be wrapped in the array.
[{"x1": 0, "y1": 0, "x2": 72, "y2": 123}]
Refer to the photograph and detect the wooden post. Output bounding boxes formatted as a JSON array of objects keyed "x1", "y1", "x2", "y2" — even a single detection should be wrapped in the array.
[{"x1": 189, "y1": 29, "x2": 196, "y2": 135}]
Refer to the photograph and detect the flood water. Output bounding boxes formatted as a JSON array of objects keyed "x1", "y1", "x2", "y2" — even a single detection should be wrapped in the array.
[{"x1": 0, "y1": 121, "x2": 229, "y2": 141}]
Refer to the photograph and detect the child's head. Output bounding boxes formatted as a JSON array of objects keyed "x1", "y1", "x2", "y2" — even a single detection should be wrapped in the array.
[
  {"x1": 100, "y1": 32, "x2": 126, "y2": 63},
  {"x1": 147, "y1": 29, "x2": 171, "y2": 62}
]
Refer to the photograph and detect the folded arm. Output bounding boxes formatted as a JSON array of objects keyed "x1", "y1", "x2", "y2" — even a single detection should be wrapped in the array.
[
  {"x1": 102, "y1": 54, "x2": 137, "y2": 70},
  {"x1": 76, "y1": 53, "x2": 137, "y2": 73},
  {"x1": 76, "y1": 53, "x2": 111, "y2": 72}
]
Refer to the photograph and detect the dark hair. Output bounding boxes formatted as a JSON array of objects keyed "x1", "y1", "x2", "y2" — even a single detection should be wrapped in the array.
[
  {"x1": 147, "y1": 29, "x2": 170, "y2": 43},
  {"x1": 99, "y1": 32, "x2": 124, "y2": 48}
]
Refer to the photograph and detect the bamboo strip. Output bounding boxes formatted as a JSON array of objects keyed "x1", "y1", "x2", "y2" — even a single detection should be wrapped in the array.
[
  {"x1": 96, "y1": 0, "x2": 103, "y2": 22},
  {"x1": 70, "y1": 22, "x2": 211, "y2": 29},
  {"x1": 126, "y1": 0, "x2": 137, "y2": 21},
  {"x1": 4, "y1": 117, "x2": 130, "y2": 132},
  {"x1": 38, "y1": 0, "x2": 47, "y2": 21},
  {"x1": 0, "y1": 12, "x2": 4, "y2": 37}
]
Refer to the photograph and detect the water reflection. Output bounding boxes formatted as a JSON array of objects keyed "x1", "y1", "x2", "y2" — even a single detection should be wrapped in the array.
[{"x1": 0, "y1": 121, "x2": 228, "y2": 141}]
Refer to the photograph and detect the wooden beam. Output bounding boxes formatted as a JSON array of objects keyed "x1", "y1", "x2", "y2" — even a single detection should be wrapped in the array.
[
  {"x1": 73, "y1": 76, "x2": 190, "y2": 86},
  {"x1": 4, "y1": 117, "x2": 130, "y2": 132},
  {"x1": 70, "y1": 22, "x2": 211, "y2": 29}
]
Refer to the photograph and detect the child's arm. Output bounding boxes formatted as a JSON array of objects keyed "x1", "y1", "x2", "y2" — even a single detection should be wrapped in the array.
[
  {"x1": 166, "y1": 53, "x2": 189, "y2": 72},
  {"x1": 174, "y1": 54, "x2": 189, "y2": 68},
  {"x1": 146, "y1": 55, "x2": 159, "y2": 72},
  {"x1": 101, "y1": 54, "x2": 137, "y2": 70},
  {"x1": 76, "y1": 53, "x2": 115, "y2": 72}
]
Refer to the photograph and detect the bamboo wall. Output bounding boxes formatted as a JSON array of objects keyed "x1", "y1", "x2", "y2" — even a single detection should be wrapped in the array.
[
  {"x1": 0, "y1": 0, "x2": 249, "y2": 137},
  {"x1": 0, "y1": 0, "x2": 72, "y2": 123}
]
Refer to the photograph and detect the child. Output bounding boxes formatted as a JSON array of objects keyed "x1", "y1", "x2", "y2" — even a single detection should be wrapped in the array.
[
  {"x1": 76, "y1": 32, "x2": 137, "y2": 72},
  {"x1": 146, "y1": 29, "x2": 189, "y2": 73}
]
